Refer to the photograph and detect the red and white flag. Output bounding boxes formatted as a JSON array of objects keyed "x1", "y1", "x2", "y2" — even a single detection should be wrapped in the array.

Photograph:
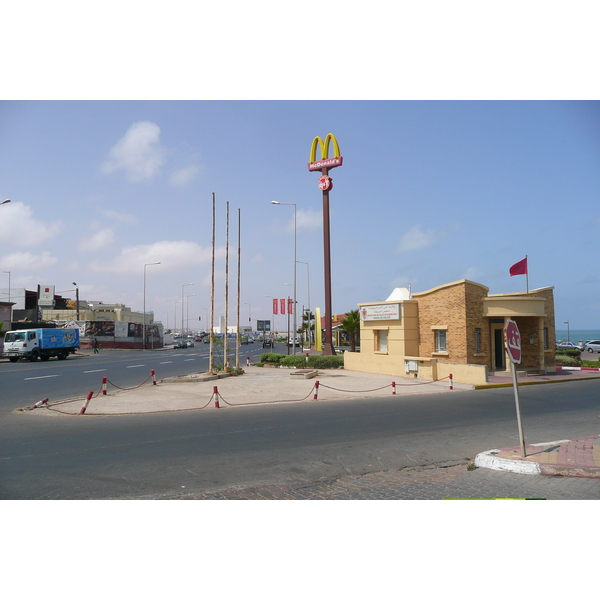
[
  {"x1": 272, "y1": 298, "x2": 278, "y2": 315},
  {"x1": 509, "y1": 257, "x2": 528, "y2": 277},
  {"x1": 288, "y1": 297, "x2": 293, "y2": 315},
  {"x1": 280, "y1": 298, "x2": 286, "y2": 315}
]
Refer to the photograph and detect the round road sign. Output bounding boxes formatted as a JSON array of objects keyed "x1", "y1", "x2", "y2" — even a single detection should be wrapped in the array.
[{"x1": 504, "y1": 320, "x2": 521, "y2": 364}]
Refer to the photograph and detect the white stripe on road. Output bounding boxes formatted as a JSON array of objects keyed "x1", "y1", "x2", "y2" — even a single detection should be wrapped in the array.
[
  {"x1": 83, "y1": 369, "x2": 107, "y2": 373},
  {"x1": 24, "y1": 375, "x2": 61, "y2": 380},
  {"x1": 159, "y1": 361, "x2": 173, "y2": 364},
  {"x1": 184, "y1": 359, "x2": 195, "y2": 362},
  {"x1": 127, "y1": 364, "x2": 145, "y2": 368}
]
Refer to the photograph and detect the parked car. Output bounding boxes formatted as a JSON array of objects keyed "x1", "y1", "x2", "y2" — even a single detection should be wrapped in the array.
[
  {"x1": 583, "y1": 340, "x2": 600, "y2": 353},
  {"x1": 556, "y1": 341, "x2": 582, "y2": 351},
  {"x1": 173, "y1": 340, "x2": 186, "y2": 349},
  {"x1": 184, "y1": 339, "x2": 194, "y2": 347}
]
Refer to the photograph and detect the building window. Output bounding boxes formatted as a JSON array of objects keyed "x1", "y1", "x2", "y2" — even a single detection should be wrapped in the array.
[
  {"x1": 474, "y1": 328, "x2": 481, "y2": 354},
  {"x1": 435, "y1": 329, "x2": 447, "y2": 353},
  {"x1": 375, "y1": 329, "x2": 388, "y2": 352}
]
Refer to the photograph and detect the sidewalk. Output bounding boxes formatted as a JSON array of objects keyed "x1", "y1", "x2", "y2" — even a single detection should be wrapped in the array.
[{"x1": 19, "y1": 359, "x2": 600, "y2": 480}]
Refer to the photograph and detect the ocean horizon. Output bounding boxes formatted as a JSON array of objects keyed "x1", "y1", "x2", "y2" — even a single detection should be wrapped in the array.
[{"x1": 555, "y1": 330, "x2": 600, "y2": 342}]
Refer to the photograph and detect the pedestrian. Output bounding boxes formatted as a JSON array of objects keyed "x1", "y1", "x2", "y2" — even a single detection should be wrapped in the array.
[{"x1": 93, "y1": 337, "x2": 99, "y2": 354}]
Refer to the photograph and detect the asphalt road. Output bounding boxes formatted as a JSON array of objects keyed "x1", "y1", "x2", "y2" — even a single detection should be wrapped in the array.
[
  {"x1": 0, "y1": 343, "x2": 268, "y2": 410},
  {"x1": 2, "y1": 375, "x2": 600, "y2": 499}
]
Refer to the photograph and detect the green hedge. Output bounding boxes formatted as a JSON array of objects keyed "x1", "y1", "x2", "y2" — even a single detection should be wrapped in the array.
[
  {"x1": 556, "y1": 348, "x2": 581, "y2": 359},
  {"x1": 260, "y1": 353, "x2": 344, "y2": 369},
  {"x1": 555, "y1": 354, "x2": 581, "y2": 367}
]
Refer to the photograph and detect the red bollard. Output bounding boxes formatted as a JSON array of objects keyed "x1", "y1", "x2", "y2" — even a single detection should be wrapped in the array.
[
  {"x1": 79, "y1": 391, "x2": 94, "y2": 415},
  {"x1": 392, "y1": 381, "x2": 396, "y2": 395},
  {"x1": 29, "y1": 398, "x2": 49, "y2": 410},
  {"x1": 246, "y1": 356, "x2": 250, "y2": 366},
  {"x1": 306, "y1": 353, "x2": 309, "y2": 363},
  {"x1": 449, "y1": 374, "x2": 453, "y2": 390},
  {"x1": 151, "y1": 369, "x2": 157, "y2": 385},
  {"x1": 213, "y1": 386, "x2": 220, "y2": 408},
  {"x1": 313, "y1": 380, "x2": 320, "y2": 400},
  {"x1": 102, "y1": 376, "x2": 107, "y2": 395}
]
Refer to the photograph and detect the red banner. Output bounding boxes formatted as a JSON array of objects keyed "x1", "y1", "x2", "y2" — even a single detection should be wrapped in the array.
[
  {"x1": 273, "y1": 298, "x2": 278, "y2": 315},
  {"x1": 509, "y1": 257, "x2": 528, "y2": 276},
  {"x1": 288, "y1": 298, "x2": 293, "y2": 315},
  {"x1": 280, "y1": 298, "x2": 286, "y2": 315}
]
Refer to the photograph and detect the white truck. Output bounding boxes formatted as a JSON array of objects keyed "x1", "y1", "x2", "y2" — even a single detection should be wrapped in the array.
[{"x1": 3, "y1": 328, "x2": 80, "y2": 362}]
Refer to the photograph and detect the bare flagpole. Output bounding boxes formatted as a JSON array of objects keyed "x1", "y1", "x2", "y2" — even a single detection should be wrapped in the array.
[
  {"x1": 236, "y1": 208, "x2": 241, "y2": 370},
  {"x1": 224, "y1": 201, "x2": 230, "y2": 371},
  {"x1": 209, "y1": 193, "x2": 215, "y2": 375},
  {"x1": 526, "y1": 254, "x2": 529, "y2": 294}
]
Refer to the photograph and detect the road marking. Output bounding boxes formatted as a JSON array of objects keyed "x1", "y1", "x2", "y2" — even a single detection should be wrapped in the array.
[
  {"x1": 160, "y1": 361, "x2": 173, "y2": 364},
  {"x1": 24, "y1": 374, "x2": 61, "y2": 380},
  {"x1": 127, "y1": 364, "x2": 145, "y2": 368},
  {"x1": 83, "y1": 369, "x2": 107, "y2": 373},
  {"x1": 184, "y1": 358, "x2": 195, "y2": 362}
]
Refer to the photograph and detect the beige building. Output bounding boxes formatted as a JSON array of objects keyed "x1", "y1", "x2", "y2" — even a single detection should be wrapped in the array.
[{"x1": 344, "y1": 280, "x2": 556, "y2": 385}]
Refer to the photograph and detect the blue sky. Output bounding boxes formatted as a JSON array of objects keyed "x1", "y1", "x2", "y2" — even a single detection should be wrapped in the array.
[
  {"x1": 1, "y1": 4, "x2": 599, "y2": 331},
  {"x1": 2, "y1": 100, "x2": 599, "y2": 330}
]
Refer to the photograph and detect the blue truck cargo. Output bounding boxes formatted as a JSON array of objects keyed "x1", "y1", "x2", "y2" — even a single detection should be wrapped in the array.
[{"x1": 3, "y1": 328, "x2": 80, "y2": 362}]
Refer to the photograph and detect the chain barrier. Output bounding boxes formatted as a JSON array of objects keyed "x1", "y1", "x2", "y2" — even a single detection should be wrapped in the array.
[{"x1": 24, "y1": 370, "x2": 455, "y2": 417}]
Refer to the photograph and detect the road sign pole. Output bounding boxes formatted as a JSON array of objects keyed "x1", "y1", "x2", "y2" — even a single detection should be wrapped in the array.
[{"x1": 510, "y1": 360, "x2": 527, "y2": 457}]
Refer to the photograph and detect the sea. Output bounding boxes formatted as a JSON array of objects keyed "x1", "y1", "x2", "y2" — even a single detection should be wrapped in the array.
[{"x1": 555, "y1": 330, "x2": 600, "y2": 344}]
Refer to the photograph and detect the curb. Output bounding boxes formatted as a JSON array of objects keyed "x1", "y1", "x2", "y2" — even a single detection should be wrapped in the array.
[{"x1": 474, "y1": 450, "x2": 542, "y2": 475}]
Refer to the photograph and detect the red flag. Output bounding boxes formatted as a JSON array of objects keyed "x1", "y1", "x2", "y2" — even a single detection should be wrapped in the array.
[
  {"x1": 288, "y1": 298, "x2": 293, "y2": 315},
  {"x1": 509, "y1": 257, "x2": 528, "y2": 276},
  {"x1": 280, "y1": 298, "x2": 286, "y2": 315},
  {"x1": 273, "y1": 298, "x2": 278, "y2": 315}
]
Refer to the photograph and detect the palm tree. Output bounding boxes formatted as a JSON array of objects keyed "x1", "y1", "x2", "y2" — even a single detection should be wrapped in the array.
[
  {"x1": 341, "y1": 310, "x2": 361, "y2": 352},
  {"x1": 302, "y1": 310, "x2": 314, "y2": 346}
]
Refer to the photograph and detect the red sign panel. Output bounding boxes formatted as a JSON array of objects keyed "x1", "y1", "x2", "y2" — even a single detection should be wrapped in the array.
[
  {"x1": 280, "y1": 298, "x2": 286, "y2": 315},
  {"x1": 288, "y1": 298, "x2": 293, "y2": 315},
  {"x1": 272, "y1": 299, "x2": 278, "y2": 315},
  {"x1": 504, "y1": 320, "x2": 521, "y2": 364}
]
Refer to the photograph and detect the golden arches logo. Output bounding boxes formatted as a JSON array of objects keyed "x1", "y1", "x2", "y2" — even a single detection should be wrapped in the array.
[{"x1": 308, "y1": 133, "x2": 343, "y2": 171}]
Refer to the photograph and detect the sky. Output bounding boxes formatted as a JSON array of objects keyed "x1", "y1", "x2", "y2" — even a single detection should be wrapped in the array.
[
  {"x1": 1, "y1": 100, "x2": 599, "y2": 330},
  {"x1": 1, "y1": 3, "x2": 599, "y2": 335}
]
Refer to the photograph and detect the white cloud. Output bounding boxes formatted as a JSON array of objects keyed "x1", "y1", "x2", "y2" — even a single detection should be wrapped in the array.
[
  {"x1": 88, "y1": 240, "x2": 224, "y2": 274},
  {"x1": 295, "y1": 209, "x2": 322, "y2": 231},
  {"x1": 0, "y1": 201, "x2": 62, "y2": 248},
  {"x1": 101, "y1": 209, "x2": 138, "y2": 224},
  {"x1": 397, "y1": 225, "x2": 437, "y2": 253},
  {"x1": 170, "y1": 164, "x2": 201, "y2": 186},
  {"x1": 78, "y1": 228, "x2": 115, "y2": 252},
  {"x1": 101, "y1": 121, "x2": 166, "y2": 182},
  {"x1": 0, "y1": 251, "x2": 58, "y2": 270}
]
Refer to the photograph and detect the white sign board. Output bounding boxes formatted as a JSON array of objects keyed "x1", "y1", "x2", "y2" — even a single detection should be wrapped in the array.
[
  {"x1": 38, "y1": 285, "x2": 55, "y2": 307},
  {"x1": 360, "y1": 303, "x2": 401, "y2": 321}
]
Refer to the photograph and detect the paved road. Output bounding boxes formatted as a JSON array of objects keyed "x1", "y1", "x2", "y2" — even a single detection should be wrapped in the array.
[
  {"x1": 0, "y1": 344, "x2": 267, "y2": 409},
  {"x1": 3, "y1": 375, "x2": 600, "y2": 499}
]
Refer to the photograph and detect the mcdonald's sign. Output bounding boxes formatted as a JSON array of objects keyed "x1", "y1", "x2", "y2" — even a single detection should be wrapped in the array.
[{"x1": 308, "y1": 133, "x2": 343, "y2": 172}]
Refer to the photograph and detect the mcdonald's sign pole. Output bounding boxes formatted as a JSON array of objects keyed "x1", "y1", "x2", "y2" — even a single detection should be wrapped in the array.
[{"x1": 308, "y1": 134, "x2": 343, "y2": 355}]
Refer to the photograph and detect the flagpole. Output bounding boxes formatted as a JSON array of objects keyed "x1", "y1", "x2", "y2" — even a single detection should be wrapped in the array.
[{"x1": 526, "y1": 255, "x2": 529, "y2": 294}]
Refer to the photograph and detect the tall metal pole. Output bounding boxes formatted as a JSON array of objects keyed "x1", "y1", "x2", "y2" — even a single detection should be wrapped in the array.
[
  {"x1": 143, "y1": 263, "x2": 160, "y2": 350},
  {"x1": 210, "y1": 193, "x2": 216, "y2": 374},
  {"x1": 236, "y1": 208, "x2": 241, "y2": 369},
  {"x1": 224, "y1": 202, "x2": 230, "y2": 371},
  {"x1": 297, "y1": 261, "x2": 310, "y2": 345},
  {"x1": 321, "y1": 167, "x2": 335, "y2": 355}
]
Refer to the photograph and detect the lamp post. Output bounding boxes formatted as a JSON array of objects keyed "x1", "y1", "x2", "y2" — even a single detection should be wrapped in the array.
[
  {"x1": 143, "y1": 262, "x2": 161, "y2": 350},
  {"x1": 265, "y1": 295, "x2": 275, "y2": 343},
  {"x1": 244, "y1": 302, "x2": 252, "y2": 330},
  {"x1": 564, "y1": 320, "x2": 570, "y2": 342},
  {"x1": 1, "y1": 199, "x2": 10, "y2": 205},
  {"x1": 296, "y1": 260, "x2": 310, "y2": 346},
  {"x1": 3, "y1": 271, "x2": 10, "y2": 306},
  {"x1": 182, "y1": 283, "x2": 194, "y2": 338},
  {"x1": 72, "y1": 282, "x2": 80, "y2": 321},
  {"x1": 271, "y1": 201, "x2": 297, "y2": 355},
  {"x1": 187, "y1": 294, "x2": 196, "y2": 336}
]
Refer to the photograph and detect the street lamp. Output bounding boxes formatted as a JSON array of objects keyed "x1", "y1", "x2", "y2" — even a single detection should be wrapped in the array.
[
  {"x1": 1, "y1": 199, "x2": 10, "y2": 205},
  {"x1": 72, "y1": 282, "x2": 80, "y2": 320},
  {"x1": 244, "y1": 302, "x2": 252, "y2": 326},
  {"x1": 296, "y1": 261, "x2": 310, "y2": 346},
  {"x1": 182, "y1": 283, "x2": 194, "y2": 338},
  {"x1": 187, "y1": 293, "x2": 196, "y2": 336},
  {"x1": 265, "y1": 295, "x2": 276, "y2": 341},
  {"x1": 271, "y1": 201, "x2": 297, "y2": 355},
  {"x1": 143, "y1": 262, "x2": 161, "y2": 350},
  {"x1": 3, "y1": 271, "x2": 10, "y2": 306}
]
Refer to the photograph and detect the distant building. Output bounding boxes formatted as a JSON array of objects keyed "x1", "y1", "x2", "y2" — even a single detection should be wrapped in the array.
[{"x1": 344, "y1": 279, "x2": 556, "y2": 385}]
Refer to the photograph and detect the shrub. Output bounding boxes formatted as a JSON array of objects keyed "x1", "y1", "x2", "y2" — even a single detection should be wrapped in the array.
[
  {"x1": 556, "y1": 348, "x2": 581, "y2": 359},
  {"x1": 555, "y1": 354, "x2": 581, "y2": 367},
  {"x1": 260, "y1": 352, "x2": 286, "y2": 364},
  {"x1": 260, "y1": 353, "x2": 345, "y2": 369}
]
